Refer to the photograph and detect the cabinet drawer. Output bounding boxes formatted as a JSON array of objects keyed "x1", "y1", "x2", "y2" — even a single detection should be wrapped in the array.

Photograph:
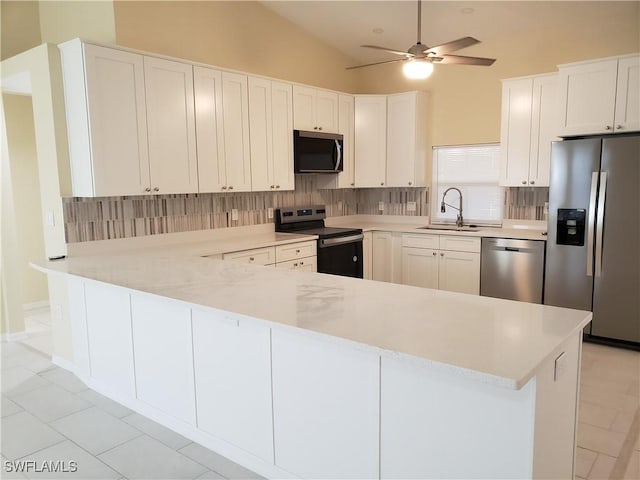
[
  {"x1": 401, "y1": 234, "x2": 439, "y2": 249},
  {"x1": 276, "y1": 241, "x2": 317, "y2": 263},
  {"x1": 223, "y1": 247, "x2": 276, "y2": 265},
  {"x1": 276, "y1": 256, "x2": 317, "y2": 272},
  {"x1": 439, "y1": 236, "x2": 481, "y2": 253}
]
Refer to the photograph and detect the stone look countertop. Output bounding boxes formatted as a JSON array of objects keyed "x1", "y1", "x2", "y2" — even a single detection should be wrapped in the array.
[{"x1": 35, "y1": 251, "x2": 591, "y2": 391}]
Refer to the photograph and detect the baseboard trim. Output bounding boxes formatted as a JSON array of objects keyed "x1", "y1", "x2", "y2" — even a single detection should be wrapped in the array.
[
  {"x1": 23, "y1": 301, "x2": 50, "y2": 313},
  {"x1": 52, "y1": 355, "x2": 76, "y2": 372},
  {"x1": 1, "y1": 331, "x2": 28, "y2": 342}
]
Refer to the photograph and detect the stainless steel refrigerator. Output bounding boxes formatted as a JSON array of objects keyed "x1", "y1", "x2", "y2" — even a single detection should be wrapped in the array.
[{"x1": 544, "y1": 134, "x2": 640, "y2": 347}]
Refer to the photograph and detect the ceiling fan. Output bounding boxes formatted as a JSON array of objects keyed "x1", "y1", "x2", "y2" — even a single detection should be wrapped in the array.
[{"x1": 346, "y1": 0, "x2": 496, "y2": 79}]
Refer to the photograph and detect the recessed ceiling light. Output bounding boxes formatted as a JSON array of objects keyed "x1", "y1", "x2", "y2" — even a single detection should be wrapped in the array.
[
  {"x1": 461, "y1": 7, "x2": 474, "y2": 14},
  {"x1": 372, "y1": 27, "x2": 384, "y2": 34}
]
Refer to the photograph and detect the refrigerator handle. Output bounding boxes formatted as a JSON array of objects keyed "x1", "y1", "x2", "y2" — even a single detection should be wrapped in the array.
[
  {"x1": 586, "y1": 172, "x2": 598, "y2": 277},
  {"x1": 595, "y1": 172, "x2": 608, "y2": 277}
]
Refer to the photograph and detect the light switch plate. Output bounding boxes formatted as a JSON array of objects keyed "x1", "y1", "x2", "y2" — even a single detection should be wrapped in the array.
[
  {"x1": 378, "y1": 201, "x2": 384, "y2": 211},
  {"x1": 407, "y1": 201, "x2": 417, "y2": 212},
  {"x1": 231, "y1": 209, "x2": 239, "y2": 221},
  {"x1": 267, "y1": 208, "x2": 273, "y2": 219}
]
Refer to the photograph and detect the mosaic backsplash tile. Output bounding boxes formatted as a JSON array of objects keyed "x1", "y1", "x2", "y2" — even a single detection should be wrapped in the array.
[{"x1": 63, "y1": 176, "x2": 546, "y2": 243}]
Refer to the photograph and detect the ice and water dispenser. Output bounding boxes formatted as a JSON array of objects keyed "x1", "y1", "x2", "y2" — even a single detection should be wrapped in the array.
[{"x1": 556, "y1": 209, "x2": 586, "y2": 246}]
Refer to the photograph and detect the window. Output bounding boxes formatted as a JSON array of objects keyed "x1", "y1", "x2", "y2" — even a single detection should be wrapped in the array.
[{"x1": 431, "y1": 144, "x2": 503, "y2": 225}]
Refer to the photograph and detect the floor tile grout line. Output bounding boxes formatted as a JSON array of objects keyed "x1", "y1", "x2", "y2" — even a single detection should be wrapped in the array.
[{"x1": 609, "y1": 405, "x2": 640, "y2": 479}]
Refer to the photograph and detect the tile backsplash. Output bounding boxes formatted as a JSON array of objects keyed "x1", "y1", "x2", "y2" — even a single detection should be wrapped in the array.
[{"x1": 63, "y1": 180, "x2": 547, "y2": 243}]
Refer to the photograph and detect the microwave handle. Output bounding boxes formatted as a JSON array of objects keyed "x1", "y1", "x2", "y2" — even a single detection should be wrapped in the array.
[{"x1": 334, "y1": 140, "x2": 341, "y2": 171}]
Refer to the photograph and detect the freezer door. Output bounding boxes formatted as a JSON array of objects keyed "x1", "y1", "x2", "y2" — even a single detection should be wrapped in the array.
[
  {"x1": 591, "y1": 136, "x2": 640, "y2": 343},
  {"x1": 544, "y1": 138, "x2": 601, "y2": 313}
]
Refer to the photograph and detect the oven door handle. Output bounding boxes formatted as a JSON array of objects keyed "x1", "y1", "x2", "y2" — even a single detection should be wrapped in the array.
[{"x1": 319, "y1": 234, "x2": 364, "y2": 248}]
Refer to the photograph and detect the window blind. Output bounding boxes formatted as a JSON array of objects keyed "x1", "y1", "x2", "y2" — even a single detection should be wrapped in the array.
[{"x1": 431, "y1": 144, "x2": 504, "y2": 225}]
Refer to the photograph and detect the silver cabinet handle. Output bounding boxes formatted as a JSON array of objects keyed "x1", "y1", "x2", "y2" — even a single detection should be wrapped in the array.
[
  {"x1": 380, "y1": 182, "x2": 384, "y2": 186},
  {"x1": 293, "y1": 262, "x2": 298, "y2": 267},
  {"x1": 408, "y1": 181, "x2": 412, "y2": 186},
  {"x1": 313, "y1": 126, "x2": 318, "y2": 130},
  {"x1": 350, "y1": 182, "x2": 355, "y2": 186},
  {"x1": 522, "y1": 180, "x2": 527, "y2": 185},
  {"x1": 616, "y1": 125, "x2": 623, "y2": 130},
  {"x1": 586, "y1": 172, "x2": 598, "y2": 277},
  {"x1": 318, "y1": 126, "x2": 323, "y2": 131},
  {"x1": 432, "y1": 252, "x2": 437, "y2": 256},
  {"x1": 153, "y1": 187, "x2": 159, "y2": 192},
  {"x1": 605, "y1": 125, "x2": 612, "y2": 130},
  {"x1": 296, "y1": 249, "x2": 300, "y2": 253},
  {"x1": 270, "y1": 185, "x2": 274, "y2": 189},
  {"x1": 440, "y1": 253, "x2": 444, "y2": 257},
  {"x1": 228, "y1": 186, "x2": 234, "y2": 190},
  {"x1": 276, "y1": 185, "x2": 280, "y2": 189},
  {"x1": 530, "y1": 180, "x2": 535, "y2": 185},
  {"x1": 222, "y1": 186, "x2": 227, "y2": 190},
  {"x1": 144, "y1": 187, "x2": 151, "y2": 192},
  {"x1": 249, "y1": 257, "x2": 255, "y2": 261},
  {"x1": 595, "y1": 172, "x2": 607, "y2": 277}
]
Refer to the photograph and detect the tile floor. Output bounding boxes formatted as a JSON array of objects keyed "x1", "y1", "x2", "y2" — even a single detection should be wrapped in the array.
[{"x1": 2, "y1": 310, "x2": 639, "y2": 479}]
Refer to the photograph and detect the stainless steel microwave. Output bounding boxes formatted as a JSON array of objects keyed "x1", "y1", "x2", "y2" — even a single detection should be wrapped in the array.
[{"x1": 293, "y1": 130, "x2": 343, "y2": 174}]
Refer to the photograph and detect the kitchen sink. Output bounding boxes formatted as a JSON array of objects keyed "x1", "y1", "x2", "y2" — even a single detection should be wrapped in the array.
[{"x1": 418, "y1": 225, "x2": 481, "y2": 232}]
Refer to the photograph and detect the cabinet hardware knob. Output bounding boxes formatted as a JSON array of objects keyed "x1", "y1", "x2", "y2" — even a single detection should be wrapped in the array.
[
  {"x1": 380, "y1": 182, "x2": 384, "y2": 186},
  {"x1": 228, "y1": 186, "x2": 234, "y2": 190},
  {"x1": 249, "y1": 257, "x2": 254, "y2": 261},
  {"x1": 440, "y1": 253, "x2": 445, "y2": 257},
  {"x1": 530, "y1": 180, "x2": 535, "y2": 185},
  {"x1": 522, "y1": 180, "x2": 527, "y2": 185},
  {"x1": 153, "y1": 187, "x2": 159, "y2": 192},
  {"x1": 300, "y1": 261, "x2": 304, "y2": 265},
  {"x1": 616, "y1": 125, "x2": 623, "y2": 130},
  {"x1": 408, "y1": 181, "x2": 412, "y2": 186},
  {"x1": 296, "y1": 249, "x2": 300, "y2": 253},
  {"x1": 318, "y1": 127, "x2": 323, "y2": 131},
  {"x1": 144, "y1": 187, "x2": 151, "y2": 192},
  {"x1": 605, "y1": 125, "x2": 612, "y2": 130},
  {"x1": 314, "y1": 126, "x2": 318, "y2": 130},
  {"x1": 294, "y1": 263, "x2": 298, "y2": 267},
  {"x1": 270, "y1": 185, "x2": 274, "y2": 189},
  {"x1": 222, "y1": 186, "x2": 227, "y2": 190},
  {"x1": 276, "y1": 185, "x2": 280, "y2": 189},
  {"x1": 432, "y1": 252, "x2": 437, "y2": 256},
  {"x1": 350, "y1": 182, "x2": 355, "y2": 186}
]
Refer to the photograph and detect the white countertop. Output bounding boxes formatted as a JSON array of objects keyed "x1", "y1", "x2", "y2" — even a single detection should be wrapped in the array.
[{"x1": 35, "y1": 252, "x2": 591, "y2": 391}]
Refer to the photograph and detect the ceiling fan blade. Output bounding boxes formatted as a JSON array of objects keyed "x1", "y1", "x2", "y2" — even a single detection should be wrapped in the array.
[
  {"x1": 361, "y1": 45, "x2": 411, "y2": 57},
  {"x1": 426, "y1": 37, "x2": 480, "y2": 56},
  {"x1": 346, "y1": 58, "x2": 405, "y2": 70},
  {"x1": 435, "y1": 54, "x2": 496, "y2": 66}
]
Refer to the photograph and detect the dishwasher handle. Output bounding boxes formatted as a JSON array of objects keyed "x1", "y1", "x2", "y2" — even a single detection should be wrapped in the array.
[{"x1": 504, "y1": 246, "x2": 520, "y2": 252}]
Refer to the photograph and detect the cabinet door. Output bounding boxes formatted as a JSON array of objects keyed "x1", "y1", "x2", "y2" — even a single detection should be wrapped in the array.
[
  {"x1": 144, "y1": 56, "x2": 198, "y2": 194},
  {"x1": 83, "y1": 44, "x2": 150, "y2": 196},
  {"x1": 271, "y1": 329, "x2": 379, "y2": 479},
  {"x1": 222, "y1": 72, "x2": 252, "y2": 192},
  {"x1": 271, "y1": 81, "x2": 295, "y2": 190},
  {"x1": 614, "y1": 56, "x2": 640, "y2": 132},
  {"x1": 372, "y1": 231, "x2": 393, "y2": 282},
  {"x1": 529, "y1": 74, "x2": 557, "y2": 187},
  {"x1": 438, "y1": 251, "x2": 480, "y2": 295},
  {"x1": 275, "y1": 256, "x2": 317, "y2": 272},
  {"x1": 292, "y1": 85, "x2": 316, "y2": 131},
  {"x1": 315, "y1": 90, "x2": 339, "y2": 133},
  {"x1": 130, "y1": 294, "x2": 196, "y2": 424},
  {"x1": 386, "y1": 92, "x2": 417, "y2": 187},
  {"x1": 192, "y1": 310, "x2": 274, "y2": 463},
  {"x1": 499, "y1": 78, "x2": 533, "y2": 187},
  {"x1": 401, "y1": 247, "x2": 439, "y2": 289},
  {"x1": 248, "y1": 76, "x2": 273, "y2": 191},
  {"x1": 363, "y1": 232, "x2": 372, "y2": 280},
  {"x1": 84, "y1": 283, "x2": 136, "y2": 399},
  {"x1": 337, "y1": 94, "x2": 356, "y2": 188},
  {"x1": 557, "y1": 59, "x2": 618, "y2": 136},
  {"x1": 194, "y1": 66, "x2": 226, "y2": 193},
  {"x1": 355, "y1": 96, "x2": 387, "y2": 187}
]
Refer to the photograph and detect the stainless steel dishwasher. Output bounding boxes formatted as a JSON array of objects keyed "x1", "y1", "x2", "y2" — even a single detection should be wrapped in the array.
[{"x1": 480, "y1": 238, "x2": 546, "y2": 303}]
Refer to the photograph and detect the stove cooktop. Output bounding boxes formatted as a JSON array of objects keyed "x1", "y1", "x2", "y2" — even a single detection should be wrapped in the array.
[{"x1": 288, "y1": 226, "x2": 362, "y2": 240}]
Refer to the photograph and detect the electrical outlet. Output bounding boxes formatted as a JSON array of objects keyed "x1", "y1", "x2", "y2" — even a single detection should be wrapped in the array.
[
  {"x1": 378, "y1": 201, "x2": 384, "y2": 211},
  {"x1": 267, "y1": 208, "x2": 273, "y2": 219},
  {"x1": 231, "y1": 209, "x2": 239, "y2": 221},
  {"x1": 407, "y1": 201, "x2": 417, "y2": 212}
]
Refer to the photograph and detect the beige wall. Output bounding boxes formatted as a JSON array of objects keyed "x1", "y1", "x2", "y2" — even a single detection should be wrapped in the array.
[
  {"x1": 38, "y1": 0, "x2": 115, "y2": 45},
  {"x1": 2, "y1": 94, "x2": 49, "y2": 306},
  {"x1": 357, "y1": 2, "x2": 640, "y2": 146},
  {"x1": 0, "y1": 1, "x2": 41, "y2": 60},
  {"x1": 114, "y1": 1, "x2": 361, "y2": 93}
]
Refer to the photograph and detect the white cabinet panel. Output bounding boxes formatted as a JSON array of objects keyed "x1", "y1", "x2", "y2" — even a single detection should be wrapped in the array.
[
  {"x1": 144, "y1": 56, "x2": 198, "y2": 194},
  {"x1": 529, "y1": 75, "x2": 557, "y2": 186},
  {"x1": 223, "y1": 247, "x2": 276, "y2": 265},
  {"x1": 614, "y1": 56, "x2": 640, "y2": 132},
  {"x1": 439, "y1": 235, "x2": 481, "y2": 253},
  {"x1": 380, "y1": 356, "x2": 535, "y2": 479},
  {"x1": 271, "y1": 81, "x2": 295, "y2": 191},
  {"x1": 337, "y1": 94, "x2": 356, "y2": 188},
  {"x1": 438, "y1": 250, "x2": 480, "y2": 295},
  {"x1": 292, "y1": 85, "x2": 338, "y2": 133},
  {"x1": 355, "y1": 95, "x2": 387, "y2": 187},
  {"x1": 372, "y1": 231, "x2": 393, "y2": 282},
  {"x1": 271, "y1": 329, "x2": 379, "y2": 479},
  {"x1": 401, "y1": 247, "x2": 439, "y2": 289},
  {"x1": 192, "y1": 310, "x2": 274, "y2": 463},
  {"x1": 248, "y1": 76, "x2": 273, "y2": 192},
  {"x1": 315, "y1": 90, "x2": 339, "y2": 133},
  {"x1": 194, "y1": 66, "x2": 226, "y2": 193},
  {"x1": 363, "y1": 231, "x2": 372, "y2": 280},
  {"x1": 500, "y1": 78, "x2": 533, "y2": 187},
  {"x1": 275, "y1": 256, "x2": 317, "y2": 272},
  {"x1": 84, "y1": 283, "x2": 135, "y2": 398},
  {"x1": 130, "y1": 294, "x2": 195, "y2": 424},
  {"x1": 275, "y1": 241, "x2": 316, "y2": 263},
  {"x1": 222, "y1": 72, "x2": 251, "y2": 192}
]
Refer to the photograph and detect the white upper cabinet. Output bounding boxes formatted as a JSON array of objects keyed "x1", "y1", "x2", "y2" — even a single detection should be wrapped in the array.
[
  {"x1": 386, "y1": 91, "x2": 429, "y2": 188},
  {"x1": 293, "y1": 85, "x2": 339, "y2": 133},
  {"x1": 248, "y1": 77, "x2": 294, "y2": 192},
  {"x1": 500, "y1": 74, "x2": 557, "y2": 187},
  {"x1": 355, "y1": 95, "x2": 388, "y2": 187},
  {"x1": 337, "y1": 94, "x2": 356, "y2": 188},
  {"x1": 143, "y1": 57, "x2": 198, "y2": 194},
  {"x1": 60, "y1": 40, "x2": 150, "y2": 196},
  {"x1": 221, "y1": 72, "x2": 252, "y2": 192},
  {"x1": 557, "y1": 55, "x2": 639, "y2": 136}
]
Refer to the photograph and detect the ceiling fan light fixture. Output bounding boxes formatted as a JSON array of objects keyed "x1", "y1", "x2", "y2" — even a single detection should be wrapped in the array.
[{"x1": 403, "y1": 59, "x2": 433, "y2": 79}]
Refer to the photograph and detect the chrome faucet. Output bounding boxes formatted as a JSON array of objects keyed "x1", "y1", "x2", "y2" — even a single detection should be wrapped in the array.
[{"x1": 440, "y1": 187, "x2": 464, "y2": 227}]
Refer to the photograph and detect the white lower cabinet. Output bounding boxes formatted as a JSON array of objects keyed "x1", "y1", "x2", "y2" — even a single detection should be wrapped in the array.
[
  {"x1": 271, "y1": 329, "x2": 380, "y2": 478},
  {"x1": 363, "y1": 231, "x2": 372, "y2": 280},
  {"x1": 130, "y1": 294, "x2": 196, "y2": 424},
  {"x1": 401, "y1": 234, "x2": 480, "y2": 294},
  {"x1": 275, "y1": 257, "x2": 317, "y2": 271},
  {"x1": 84, "y1": 283, "x2": 136, "y2": 398},
  {"x1": 372, "y1": 231, "x2": 393, "y2": 282},
  {"x1": 192, "y1": 309, "x2": 274, "y2": 463}
]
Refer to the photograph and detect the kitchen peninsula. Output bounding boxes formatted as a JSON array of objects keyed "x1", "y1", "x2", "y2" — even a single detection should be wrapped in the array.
[{"x1": 34, "y1": 252, "x2": 591, "y2": 479}]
